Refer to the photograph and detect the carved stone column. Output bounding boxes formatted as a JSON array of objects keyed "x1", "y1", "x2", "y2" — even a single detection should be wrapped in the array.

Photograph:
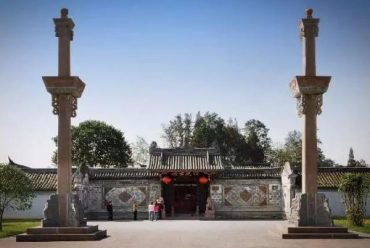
[
  {"x1": 288, "y1": 9, "x2": 332, "y2": 226},
  {"x1": 42, "y1": 8, "x2": 85, "y2": 227}
]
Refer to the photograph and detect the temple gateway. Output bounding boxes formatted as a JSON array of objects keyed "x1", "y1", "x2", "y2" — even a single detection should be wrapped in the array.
[
  {"x1": 5, "y1": 148, "x2": 370, "y2": 220},
  {"x1": 75, "y1": 147, "x2": 283, "y2": 219}
]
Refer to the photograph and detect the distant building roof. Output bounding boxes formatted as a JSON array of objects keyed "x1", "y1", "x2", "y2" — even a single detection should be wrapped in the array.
[
  {"x1": 8, "y1": 156, "x2": 30, "y2": 170},
  {"x1": 148, "y1": 147, "x2": 224, "y2": 172},
  {"x1": 295, "y1": 167, "x2": 370, "y2": 189},
  {"x1": 216, "y1": 167, "x2": 282, "y2": 179},
  {"x1": 88, "y1": 168, "x2": 159, "y2": 180},
  {"x1": 23, "y1": 168, "x2": 58, "y2": 191}
]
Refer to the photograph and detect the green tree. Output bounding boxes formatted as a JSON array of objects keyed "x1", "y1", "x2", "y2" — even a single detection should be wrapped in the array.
[
  {"x1": 275, "y1": 130, "x2": 334, "y2": 167},
  {"x1": 53, "y1": 120, "x2": 132, "y2": 168},
  {"x1": 243, "y1": 119, "x2": 271, "y2": 163},
  {"x1": 131, "y1": 136, "x2": 149, "y2": 166},
  {"x1": 347, "y1": 147, "x2": 357, "y2": 167},
  {"x1": 191, "y1": 112, "x2": 225, "y2": 151},
  {"x1": 246, "y1": 130, "x2": 265, "y2": 163},
  {"x1": 222, "y1": 120, "x2": 250, "y2": 164},
  {"x1": 162, "y1": 112, "x2": 252, "y2": 164},
  {"x1": 338, "y1": 173, "x2": 370, "y2": 226},
  {"x1": 162, "y1": 113, "x2": 192, "y2": 148},
  {"x1": 243, "y1": 119, "x2": 271, "y2": 152},
  {"x1": 269, "y1": 144, "x2": 290, "y2": 167},
  {"x1": 357, "y1": 159, "x2": 368, "y2": 167},
  {"x1": 317, "y1": 139, "x2": 335, "y2": 167},
  {"x1": 284, "y1": 130, "x2": 302, "y2": 166},
  {"x1": 0, "y1": 164, "x2": 34, "y2": 231}
]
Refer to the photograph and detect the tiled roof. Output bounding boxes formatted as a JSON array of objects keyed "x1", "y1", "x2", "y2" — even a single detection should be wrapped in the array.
[
  {"x1": 294, "y1": 167, "x2": 370, "y2": 188},
  {"x1": 216, "y1": 167, "x2": 282, "y2": 179},
  {"x1": 230, "y1": 163, "x2": 273, "y2": 169},
  {"x1": 88, "y1": 168, "x2": 160, "y2": 180},
  {"x1": 23, "y1": 168, "x2": 58, "y2": 191},
  {"x1": 16, "y1": 163, "x2": 370, "y2": 191},
  {"x1": 148, "y1": 148, "x2": 224, "y2": 172},
  {"x1": 317, "y1": 167, "x2": 370, "y2": 188}
]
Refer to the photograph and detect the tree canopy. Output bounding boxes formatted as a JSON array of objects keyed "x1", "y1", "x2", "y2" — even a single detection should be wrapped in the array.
[
  {"x1": 53, "y1": 120, "x2": 132, "y2": 168},
  {"x1": 131, "y1": 136, "x2": 150, "y2": 166},
  {"x1": 162, "y1": 112, "x2": 270, "y2": 163},
  {"x1": 0, "y1": 164, "x2": 34, "y2": 230},
  {"x1": 243, "y1": 119, "x2": 271, "y2": 163},
  {"x1": 270, "y1": 130, "x2": 336, "y2": 167},
  {"x1": 347, "y1": 147, "x2": 368, "y2": 167}
]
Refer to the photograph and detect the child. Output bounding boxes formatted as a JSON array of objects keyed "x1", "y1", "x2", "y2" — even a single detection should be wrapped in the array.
[{"x1": 148, "y1": 202, "x2": 155, "y2": 221}]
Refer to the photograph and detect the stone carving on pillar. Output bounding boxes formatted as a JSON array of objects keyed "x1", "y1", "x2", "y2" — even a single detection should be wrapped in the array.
[
  {"x1": 290, "y1": 76, "x2": 329, "y2": 117},
  {"x1": 288, "y1": 9, "x2": 332, "y2": 227},
  {"x1": 42, "y1": 8, "x2": 86, "y2": 227}
]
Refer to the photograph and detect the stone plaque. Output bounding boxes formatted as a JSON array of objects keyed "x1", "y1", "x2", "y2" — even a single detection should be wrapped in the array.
[
  {"x1": 268, "y1": 184, "x2": 281, "y2": 207},
  {"x1": 105, "y1": 186, "x2": 147, "y2": 207}
]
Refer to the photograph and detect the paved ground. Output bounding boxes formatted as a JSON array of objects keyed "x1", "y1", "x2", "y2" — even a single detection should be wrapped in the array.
[{"x1": 1, "y1": 220, "x2": 369, "y2": 248}]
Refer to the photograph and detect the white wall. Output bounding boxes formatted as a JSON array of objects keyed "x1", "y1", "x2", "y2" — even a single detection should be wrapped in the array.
[
  {"x1": 4, "y1": 191, "x2": 54, "y2": 219},
  {"x1": 293, "y1": 189, "x2": 370, "y2": 217},
  {"x1": 319, "y1": 190, "x2": 370, "y2": 217}
]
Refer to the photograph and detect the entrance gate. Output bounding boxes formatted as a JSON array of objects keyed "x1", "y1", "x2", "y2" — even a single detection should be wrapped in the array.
[{"x1": 162, "y1": 174, "x2": 209, "y2": 217}]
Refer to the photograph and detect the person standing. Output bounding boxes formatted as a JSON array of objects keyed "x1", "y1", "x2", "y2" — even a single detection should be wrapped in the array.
[
  {"x1": 154, "y1": 201, "x2": 160, "y2": 221},
  {"x1": 133, "y1": 202, "x2": 138, "y2": 220},
  {"x1": 148, "y1": 202, "x2": 155, "y2": 221},
  {"x1": 158, "y1": 197, "x2": 164, "y2": 219},
  {"x1": 106, "y1": 201, "x2": 113, "y2": 221}
]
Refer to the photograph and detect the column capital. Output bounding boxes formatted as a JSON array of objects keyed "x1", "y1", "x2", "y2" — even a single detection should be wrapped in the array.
[
  {"x1": 53, "y1": 8, "x2": 75, "y2": 40},
  {"x1": 300, "y1": 9, "x2": 319, "y2": 38},
  {"x1": 51, "y1": 94, "x2": 78, "y2": 117},
  {"x1": 295, "y1": 94, "x2": 323, "y2": 117},
  {"x1": 290, "y1": 76, "x2": 330, "y2": 97},
  {"x1": 43, "y1": 76, "x2": 85, "y2": 117},
  {"x1": 290, "y1": 76, "x2": 331, "y2": 117}
]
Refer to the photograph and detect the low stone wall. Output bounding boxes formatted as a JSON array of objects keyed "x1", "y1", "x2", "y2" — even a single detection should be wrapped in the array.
[
  {"x1": 215, "y1": 210, "x2": 283, "y2": 219},
  {"x1": 78, "y1": 179, "x2": 161, "y2": 219},
  {"x1": 210, "y1": 179, "x2": 283, "y2": 219}
]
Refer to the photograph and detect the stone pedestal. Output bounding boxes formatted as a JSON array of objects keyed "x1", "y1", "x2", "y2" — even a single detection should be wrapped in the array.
[
  {"x1": 289, "y1": 193, "x2": 332, "y2": 226},
  {"x1": 43, "y1": 194, "x2": 87, "y2": 227}
]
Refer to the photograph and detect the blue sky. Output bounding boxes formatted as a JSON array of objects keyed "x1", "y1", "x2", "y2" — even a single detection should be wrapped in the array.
[{"x1": 0, "y1": 0, "x2": 369, "y2": 168}]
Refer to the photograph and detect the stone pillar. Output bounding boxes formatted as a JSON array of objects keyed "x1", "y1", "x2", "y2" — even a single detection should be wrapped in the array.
[
  {"x1": 42, "y1": 8, "x2": 85, "y2": 227},
  {"x1": 288, "y1": 9, "x2": 332, "y2": 226}
]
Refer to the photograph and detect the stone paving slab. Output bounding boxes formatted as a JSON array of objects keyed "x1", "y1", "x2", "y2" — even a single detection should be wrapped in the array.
[{"x1": 0, "y1": 220, "x2": 369, "y2": 248}]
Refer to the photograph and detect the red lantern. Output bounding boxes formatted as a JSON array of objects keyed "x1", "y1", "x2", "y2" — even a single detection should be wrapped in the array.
[
  {"x1": 199, "y1": 176, "x2": 209, "y2": 184},
  {"x1": 161, "y1": 176, "x2": 172, "y2": 185}
]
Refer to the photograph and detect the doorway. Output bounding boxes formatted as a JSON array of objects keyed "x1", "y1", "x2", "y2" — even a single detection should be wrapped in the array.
[{"x1": 174, "y1": 184, "x2": 197, "y2": 214}]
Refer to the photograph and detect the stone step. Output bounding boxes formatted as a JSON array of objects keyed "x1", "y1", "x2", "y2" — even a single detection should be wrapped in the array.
[
  {"x1": 282, "y1": 233, "x2": 359, "y2": 239},
  {"x1": 16, "y1": 230, "x2": 107, "y2": 242},
  {"x1": 26, "y1": 225, "x2": 99, "y2": 234},
  {"x1": 288, "y1": 227, "x2": 349, "y2": 233}
]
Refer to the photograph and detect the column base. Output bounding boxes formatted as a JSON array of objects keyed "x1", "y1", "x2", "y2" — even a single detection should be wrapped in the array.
[
  {"x1": 289, "y1": 193, "x2": 332, "y2": 226},
  {"x1": 42, "y1": 193, "x2": 87, "y2": 227},
  {"x1": 16, "y1": 225, "x2": 107, "y2": 242}
]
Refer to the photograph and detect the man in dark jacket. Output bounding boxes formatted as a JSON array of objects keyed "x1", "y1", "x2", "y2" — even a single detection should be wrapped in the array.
[
  {"x1": 133, "y1": 202, "x2": 138, "y2": 220},
  {"x1": 106, "y1": 201, "x2": 113, "y2": 221}
]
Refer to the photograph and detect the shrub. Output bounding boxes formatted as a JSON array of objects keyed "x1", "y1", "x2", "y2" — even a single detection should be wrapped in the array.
[{"x1": 338, "y1": 173, "x2": 369, "y2": 226}]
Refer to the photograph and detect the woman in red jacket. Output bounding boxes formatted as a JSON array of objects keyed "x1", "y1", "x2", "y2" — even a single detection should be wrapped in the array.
[{"x1": 154, "y1": 201, "x2": 160, "y2": 221}]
